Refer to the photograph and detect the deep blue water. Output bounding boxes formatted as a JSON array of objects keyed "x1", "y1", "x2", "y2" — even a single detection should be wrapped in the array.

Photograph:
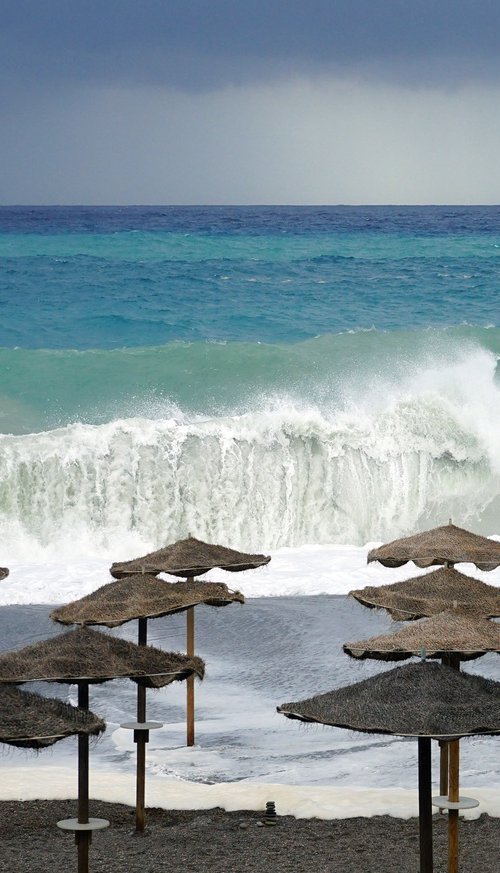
[{"x1": 1, "y1": 205, "x2": 499, "y2": 349}]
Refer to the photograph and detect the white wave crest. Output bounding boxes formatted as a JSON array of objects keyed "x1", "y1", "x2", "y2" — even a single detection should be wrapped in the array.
[{"x1": 0, "y1": 347, "x2": 499, "y2": 560}]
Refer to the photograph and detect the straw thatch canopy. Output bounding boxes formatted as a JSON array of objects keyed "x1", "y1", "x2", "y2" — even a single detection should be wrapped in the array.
[
  {"x1": 0, "y1": 627, "x2": 205, "y2": 688},
  {"x1": 0, "y1": 684, "x2": 105, "y2": 749},
  {"x1": 350, "y1": 567, "x2": 500, "y2": 621},
  {"x1": 110, "y1": 536, "x2": 270, "y2": 579},
  {"x1": 277, "y1": 661, "x2": 500, "y2": 739},
  {"x1": 51, "y1": 575, "x2": 245, "y2": 629},
  {"x1": 343, "y1": 611, "x2": 500, "y2": 662},
  {"x1": 367, "y1": 522, "x2": 500, "y2": 571},
  {"x1": 0, "y1": 567, "x2": 9, "y2": 580}
]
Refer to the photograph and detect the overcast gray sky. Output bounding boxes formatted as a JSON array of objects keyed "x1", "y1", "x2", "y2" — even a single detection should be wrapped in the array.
[{"x1": 2, "y1": 1, "x2": 500, "y2": 204}]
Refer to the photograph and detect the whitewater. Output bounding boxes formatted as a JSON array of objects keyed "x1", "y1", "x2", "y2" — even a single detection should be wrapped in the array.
[
  {"x1": 1, "y1": 205, "x2": 499, "y2": 818},
  {"x1": 1, "y1": 337, "x2": 500, "y2": 558}
]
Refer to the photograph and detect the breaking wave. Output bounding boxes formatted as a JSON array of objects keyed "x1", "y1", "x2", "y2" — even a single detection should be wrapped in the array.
[{"x1": 1, "y1": 336, "x2": 499, "y2": 558}]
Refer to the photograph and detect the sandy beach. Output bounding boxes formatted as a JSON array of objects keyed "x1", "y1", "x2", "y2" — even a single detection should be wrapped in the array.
[{"x1": 1, "y1": 800, "x2": 498, "y2": 873}]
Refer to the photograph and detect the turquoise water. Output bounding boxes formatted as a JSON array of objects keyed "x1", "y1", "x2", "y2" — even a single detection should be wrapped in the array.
[
  {"x1": 1, "y1": 205, "x2": 499, "y2": 352},
  {"x1": 1, "y1": 206, "x2": 500, "y2": 550}
]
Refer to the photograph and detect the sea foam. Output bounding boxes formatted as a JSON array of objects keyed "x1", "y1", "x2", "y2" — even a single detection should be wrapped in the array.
[{"x1": 1, "y1": 345, "x2": 499, "y2": 557}]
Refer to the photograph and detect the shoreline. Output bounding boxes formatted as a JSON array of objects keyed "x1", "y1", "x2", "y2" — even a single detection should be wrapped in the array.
[
  {"x1": 2, "y1": 799, "x2": 499, "y2": 873},
  {"x1": 1, "y1": 765, "x2": 500, "y2": 820}
]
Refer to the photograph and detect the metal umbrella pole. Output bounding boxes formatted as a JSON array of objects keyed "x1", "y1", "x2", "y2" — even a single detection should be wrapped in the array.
[
  {"x1": 418, "y1": 736, "x2": 434, "y2": 873},
  {"x1": 186, "y1": 584, "x2": 195, "y2": 746},
  {"x1": 57, "y1": 681, "x2": 109, "y2": 873}
]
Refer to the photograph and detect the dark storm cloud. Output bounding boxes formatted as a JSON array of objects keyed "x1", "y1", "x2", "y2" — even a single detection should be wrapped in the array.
[{"x1": 2, "y1": 0, "x2": 500, "y2": 94}]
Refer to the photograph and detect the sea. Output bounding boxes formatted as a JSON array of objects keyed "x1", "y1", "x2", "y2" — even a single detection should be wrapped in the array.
[{"x1": 0, "y1": 204, "x2": 499, "y2": 819}]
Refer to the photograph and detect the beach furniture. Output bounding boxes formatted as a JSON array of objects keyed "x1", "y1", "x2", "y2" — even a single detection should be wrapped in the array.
[
  {"x1": 109, "y1": 535, "x2": 270, "y2": 746},
  {"x1": 278, "y1": 661, "x2": 500, "y2": 873},
  {"x1": 343, "y1": 610, "x2": 500, "y2": 663},
  {"x1": 0, "y1": 683, "x2": 106, "y2": 870},
  {"x1": 366, "y1": 521, "x2": 500, "y2": 571},
  {"x1": 350, "y1": 566, "x2": 500, "y2": 621},
  {"x1": 343, "y1": 609, "x2": 500, "y2": 869},
  {"x1": 51, "y1": 574, "x2": 238, "y2": 831},
  {"x1": 0, "y1": 682, "x2": 104, "y2": 749},
  {"x1": 0, "y1": 627, "x2": 204, "y2": 873},
  {"x1": 359, "y1": 520, "x2": 500, "y2": 873}
]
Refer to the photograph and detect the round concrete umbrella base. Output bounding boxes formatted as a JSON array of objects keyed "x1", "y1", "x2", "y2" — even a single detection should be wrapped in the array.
[
  {"x1": 432, "y1": 796, "x2": 479, "y2": 810},
  {"x1": 57, "y1": 818, "x2": 110, "y2": 831}
]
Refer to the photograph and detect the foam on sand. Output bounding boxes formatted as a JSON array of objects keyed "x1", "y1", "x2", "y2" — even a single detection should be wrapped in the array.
[{"x1": 2, "y1": 764, "x2": 499, "y2": 820}]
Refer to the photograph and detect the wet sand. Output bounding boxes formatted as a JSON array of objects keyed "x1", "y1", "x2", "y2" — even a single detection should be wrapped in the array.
[{"x1": 0, "y1": 800, "x2": 498, "y2": 873}]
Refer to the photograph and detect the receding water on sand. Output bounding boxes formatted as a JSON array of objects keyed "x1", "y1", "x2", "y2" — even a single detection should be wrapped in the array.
[{"x1": 1, "y1": 596, "x2": 499, "y2": 794}]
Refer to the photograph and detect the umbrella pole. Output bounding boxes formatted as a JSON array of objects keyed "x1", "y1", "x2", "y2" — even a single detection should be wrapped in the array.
[
  {"x1": 439, "y1": 654, "x2": 450, "y2": 811},
  {"x1": 447, "y1": 654, "x2": 460, "y2": 873},
  {"x1": 439, "y1": 741, "x2": 449, "y2": 808},
  {"x1": 136, "y1": 617, "x2": 148, "y2": 833},
  {"x1": 77, "y1": 681, "x2": 90, "y2": 873},
  {"x1": 418, "y1": 736, "x2": 434, "y2": 873},
  {"x1": 57, "y1": 682, "x2": 109, "y2": 868},
  {"x1": 448, "y1": 739, "x2": 460, "y2": 873},
  {"x1": 186, "y1": 599, "x2": 195, "y2": 746}
]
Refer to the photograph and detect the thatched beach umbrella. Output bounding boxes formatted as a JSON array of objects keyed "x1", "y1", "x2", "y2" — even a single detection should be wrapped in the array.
[
  {"x1": 364, "y1": 521, "x2": 500, "y2": 849},
  {"x1": 343, "y1": 611, "x2": 500, "y2": 662},
  {"x1": 51, "y1": 575, "x2": 240, "y2": 830},
  {"x1": 278, "y1": 661, "x2": 500, "y2": 873},
  {"x1": 367, "y1": 521, "x2": 500, "y2": 570},
  {"x1": 109, "y1": 536, "x2": 270, "y2": 746},
  {"x1": 0, "y1": 627, "x2": 204, "y2": 873},
  {"x1": 0, "y1": 684, "x2": 106, "y2": 872},
  {"x1": 0, "y1": 683, "x2": 105, "y2": 749},
  {"x1": 350, "y1": 567, "x2": 500, "y2": 622},
  {"x1": 343, "y1": 608, "x2": 500, "y2": 872},
  {"x1": 110, "y1": 536, "x2": 270, "y2": 579},
  {"x1": 51, "y1": 575, "x2": 245, "y2": 628},
  {"x1": 0, "y1": 626, "x2": 205, "y2": 687},
  {"x1": 0, "y1": 567, "x2": 9, "y2": 580}
]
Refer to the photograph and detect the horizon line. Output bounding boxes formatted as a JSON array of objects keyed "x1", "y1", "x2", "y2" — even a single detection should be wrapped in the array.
[{"x1": 1, "y1": 203, "x2": 500, "y2": 209}]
